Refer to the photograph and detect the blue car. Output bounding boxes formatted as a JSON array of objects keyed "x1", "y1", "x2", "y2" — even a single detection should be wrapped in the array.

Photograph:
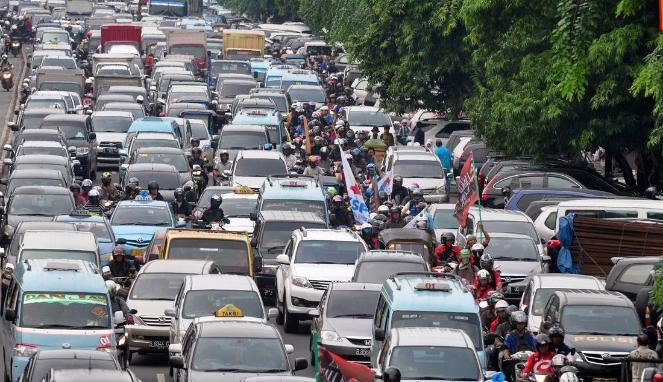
[
  {"x1": 231, "y1": 109, "x2": 288, "y2": 150},
  {"x1": 110, "y1": 199, "x2": 184, "y2": 258},
  {"x1": 54, "y1": 212, "x2": 118, "y2": 266}
]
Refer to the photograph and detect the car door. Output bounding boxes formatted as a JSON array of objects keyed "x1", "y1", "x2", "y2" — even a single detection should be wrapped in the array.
[{"x1": 276, "y1": 237, "x2": 294, "y2": 304}]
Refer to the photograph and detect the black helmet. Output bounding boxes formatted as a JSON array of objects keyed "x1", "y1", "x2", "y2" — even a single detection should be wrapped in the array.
[
  {"x1": 378, "y1": 191, "x2": 388, "y2": 202},
  {"x1": 390, "y1": 206, "x2": 401, "y2": 214},
  {"x1": 394, "y1": 175, "x2": 403, "y2": 185},
  {"x1": 440, "y1": 232, "x2": 455, "y2": 245},
  {"x1": 210, "y1": 194, "x2": 222, "y2": 209},
  {"x1": 374, "y1": 214, "x2": 388, "y2": 222},
  {"x1": 549, "y1": 325, "x2": 565, "y2": 338},
  {"x1": 535, "y1": 334, "x2": 551, "y2": 347},
  {"x1": 147, "y1": 181, "x2": 159, "y2": 191},
  {"x1": 383, "y1": 367, "x2": 401, "y2": 382},
  {"x1": 174, "y1": 188, "x2": 183, "y2": 198},
  {"x1": 644, "y1": 186, "x2": 658, "y2": 200},
  {"x1": 480, "y1": 253, "x2": 494, "y2": 270},
  {"x1": 69, "y1": 183, "x2": 81, "y2": 192},
  {"x1": 191, "y1": 137, "x2": 200, "y2": 145}
]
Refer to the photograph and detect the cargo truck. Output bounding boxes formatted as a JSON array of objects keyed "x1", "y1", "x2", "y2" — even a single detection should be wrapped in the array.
[
  {"x1": 222, "y1": 30, "x2": 265, "y2": 60},
  {"x1": 148, "y1": 0, "x2": 187, "y2": 17},
  {"x1": 35, "y1": 68, "x2": 85, "y2": 95},
  {"x1": 100, "y1": 24, "x2": 142, "y2": 54},
  {"x1": 66, "y1": 0, "x2": 93, "y2": 17},
  {"x1": 166, "y1": 30, "x2": 207, "y2": 72}
]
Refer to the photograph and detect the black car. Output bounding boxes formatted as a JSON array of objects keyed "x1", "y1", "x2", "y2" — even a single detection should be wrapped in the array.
[
  {"x1": 606, "y1": 256, "x2": 660, "y2": 325},
  {"x1": 21, "y1": 350, "x2": 129, "y2": 382},
  {"x1": 42, "y1": 369, "x2": 139, "y2": 382},
  {"x1": 1, "y1": 186, "x2": 75, "y2": 240},
  {"x1": 40, "y1": 114, "x2": 98, "y2": 180}
]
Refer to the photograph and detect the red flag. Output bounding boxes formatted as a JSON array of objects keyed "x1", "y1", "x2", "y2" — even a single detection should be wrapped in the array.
[
  {"x1": 454, "y1": 154, "x2": 478, "y2": 227},
  {"x1": 318, "y1": 347, "x2": 375, "y2": 382},
  {"x1": 660, "y1": 0, "x2": 663, "y2": 31}
]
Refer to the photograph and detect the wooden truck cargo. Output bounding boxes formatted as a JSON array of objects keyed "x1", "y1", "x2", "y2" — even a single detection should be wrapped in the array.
[{"x1": 222, "y1": 30, "x2": 265, "y2": 60}]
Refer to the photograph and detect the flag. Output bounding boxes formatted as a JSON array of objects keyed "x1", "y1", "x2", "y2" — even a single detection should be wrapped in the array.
[
  {"x1": 403, "y1": 209, "x2": 433, "y2": 229},
  {"x1": 376, "y1": 168, "x2": 394, "y2": 195},
  {"x1": 338, "y1": 145, "x2": 370, "y2": 224},
  {"x1": 660, "y1": 0, "x2": 663, "y2": 31},
  {"x1": 454, "y1": 154, "x2": 478, "y2": 227},
  {"x1": 318, "y1": 347, "x2": 375, "y2": 382}
]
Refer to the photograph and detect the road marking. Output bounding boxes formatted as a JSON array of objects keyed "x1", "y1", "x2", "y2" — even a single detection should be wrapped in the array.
[{"x1": 157, "y1": 373, "x2": 166, "y2": 382}]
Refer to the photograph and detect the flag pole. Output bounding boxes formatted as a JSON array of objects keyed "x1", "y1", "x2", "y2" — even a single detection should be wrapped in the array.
[{"x1": 471, "y1": 154, "x2": 483, "y2": 242}]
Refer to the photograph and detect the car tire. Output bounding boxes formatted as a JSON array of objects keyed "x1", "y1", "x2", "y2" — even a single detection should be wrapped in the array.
[
  {"x1": 276, "y1": 291, "x2": 284, "y2": 325},
  {"x1": 309, "y1": 337, "x2": 315, "y2": 366},
  {"x1": 283, "y1": 305, "x2": 299, "y2": 333}
]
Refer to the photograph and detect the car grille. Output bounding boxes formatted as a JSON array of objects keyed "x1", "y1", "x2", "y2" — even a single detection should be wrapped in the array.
[
  {"x1": 501, "y1": 275, "x2": 526, "y2": 285},
  {"x1": 309, "y1": 279, "x2": 331, "y2": 290},
  {"x1": 346, "y1": 337, "x2": 371, "y2": 347},
  {"x1": 125, "y1": 239, "x2": 149, "y2": 249},
  {"x1": 100, "y1": 141, "x2": 122, "y2": 149},
  {"x1": 140, "y1": 315, "x2": 172, "y2": 326},
  {"x1": 582, "y1": 351, "x2": 628, "y2": 366}
]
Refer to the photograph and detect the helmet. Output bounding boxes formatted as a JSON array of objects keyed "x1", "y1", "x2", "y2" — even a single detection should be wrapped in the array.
[
  {"x1": 495, "y1": 300, "x2": 509, "y2": 311},
  {"x1": 113, "y1": 244, "x2": 125, "y2": 256},
  {"x1": 412, "y1": 188, "x2": 423, "y2": 197},
  {"x1": 81, "y1": 178, "x2": 93, "y2": 189},
  {"x1": 70, "y1": 183, "x2": 81, "y2": 192},
  {"x1": 549, "y1": 325, "x2": 565, "y2": 338},
  {"x1": 559, "y1": 372, "x2": 579, "y2": 382},
  {"x1": 174, "y1": 188, "x2": 183, "y2": 198},
  {"x1": 147, "y1": 181, "x2": 159, "y2": 191},
  {"x1": 440, "y1": 232, "x2": 455, "y2": 245},
  {"x1": 393, "y1": 175, "x2": 403, "y2": 185},
  {"x1": 471, "y1": 243, "x2": 484, "y2": 252},
  {"x1": 332, "y1": 195, "x2": 343, "y2": 203},
  {"x1": 480, "y1": 253, "x2": 494, "y2": 270},
  {"x1": 377, "y1": 205, "x2": 389, "y2": 214},
  {"x1": 374, "y1": 214, "x2": 388, "y2": 222},
  {"x1": 192, "y1": 147, "x2": 203, "y2": 155},
  {"x1": 477, "y1": 269, "x2": 491, "y2": 281},
  {"x1": 552, "y1": 354, "x2": 567, "y2": 367},
  {"x1": 210, "y1": 194, "x2": 222, "y2": 209},
  {"x1": 102, "y1": 172, "x2": 112, "y2": 183},
  {"x1": 1, "y1": 54, "x2": 6, "y2": 60},
  {"x1": 105, "y1": 280, "x2": 119, "y2": 296},
  {"x1": 511, "y1": 310, "x2": 528, "y2": 324},
  {"x1": 88, "y1": 188, "x2": 99, "y2": 198},
  {"x1": 383, "y1": 367, "x2": 401, "y2": 382},
  {"x1": 507, "y1": 305, "x2": 518, "y2": 315},
  {"x1": 459, "y1": 249, "x2": 471, "y2": 259},
  {"x1": 488, "y1": 291, "x2": 504, "y2": 306},
  {"x1": 644, "y1": 186, "x2": 658, "y2": 200},
  {"x1": 326, "y1": 186, "x2": 338, "y2": 197},
  {"x1": 219, "y1": 149, "x2": 229, "y2": 158},
  {"x1": 136, "y1": 95, "x2": 144, "y2": 103},
  {"x1": 535, "y1": 334, "x2": 550, "y2": 347},
  {"x1": 128, "y1": 177, "x2": 139, "y2": 186}
]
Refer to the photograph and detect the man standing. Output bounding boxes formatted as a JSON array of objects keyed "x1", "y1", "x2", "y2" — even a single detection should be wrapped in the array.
[{"x1": 629, "y1": 334, "x2": 658, "y2": 382}]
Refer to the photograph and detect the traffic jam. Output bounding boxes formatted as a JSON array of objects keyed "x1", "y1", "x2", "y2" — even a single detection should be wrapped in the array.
[{"x1": 0, "y1": 0, "x2": 658, "y2": 381}]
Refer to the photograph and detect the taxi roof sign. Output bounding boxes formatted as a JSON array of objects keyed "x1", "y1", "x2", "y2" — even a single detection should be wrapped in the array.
[
  {"x1": 214, "y1": 304, "x2": 244, "y2": 318},
  {"x1": 414, "y1": 282, "x2": 451, "y2": 292},
  {"x1": 234, "y1": 186, "x2": 255, "y2": 194},
  {"x1": 280, "y1": 180, "x2": 307, "y2": 188}
]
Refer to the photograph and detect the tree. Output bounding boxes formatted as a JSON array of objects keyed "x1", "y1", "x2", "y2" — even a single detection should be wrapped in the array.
[{"x1": 219, "y1": 0, "x2": 300, "y2": 22}]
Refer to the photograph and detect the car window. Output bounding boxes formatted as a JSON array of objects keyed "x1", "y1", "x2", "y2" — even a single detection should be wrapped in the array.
[
  {"x1": 546, "y1": 176, "x2": 579, "y2": 188},
  {"x1": 518, "y1": 176, "x2": 544, "y2": 188},
  {"x1": 618, "y1": 264, "x2": 655, "y2": 285},
  {"x1": 544, "y1": 211, "x2": 557, "y2": 230},
  {"x1": 647, "y1": 212, "x2": 663, "y2": 221}
]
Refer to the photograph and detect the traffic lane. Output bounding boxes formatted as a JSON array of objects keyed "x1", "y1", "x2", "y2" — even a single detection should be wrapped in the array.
[{"x1": 0, "y1": 51, "x2": 26, "y2": 170}]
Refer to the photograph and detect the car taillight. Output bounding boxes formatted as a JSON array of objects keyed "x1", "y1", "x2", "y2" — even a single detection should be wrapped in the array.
[
  {"x1": 653, "y1": 374, "x2": 663, "y2": 382},
  {"x1": 127, "y1": 315, "x2": 135, "y2": 325}
]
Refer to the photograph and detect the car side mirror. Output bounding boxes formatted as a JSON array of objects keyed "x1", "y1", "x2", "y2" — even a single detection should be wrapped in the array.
[
  {"x1": 267, "y1": 308, "x2": 278, "y2": 320},
  {"x1": 249, "y1": 212, "x2": 258, "y2": 221},
  {"x1": 0, "y1": 178, "x2": 6, "y2": 185},
  {"x1": 164, "y1": 308, "x2": 176, "y2": 317},
  {"x1": 88, "y1": 132, "x2": 96, "y2": 140},
  {"x1": 501, "y1": 186, "x2": 512, "y2": 197},
  {"x1": 5, "y1": 308, "x2": 15, "y2": 322},
  {"x1": 374, "y1": 328, "x2": 385, "y2": 341},
  {"x1": 276, "y1": 254, "x2": 289, "y2": 265},
  {"x1": 13, "y1": 109, "x2": 18, "y2": 115},
  {"x1": 169, "y1": 355, "x2": 184, "y2": 369},
  {"x1": 294, "y1": 358, "x2": 308, "y2": 371},
  {"x1": 8, "y1": 122, "x2": 18, "y2": 132},
  {"x1": 169, "y1": 343, "x2": 182, "y2": 354},
  {"x1": 210, "y1": 140, "x2": 218, "y2": 149},
  {"x1": 253, "y1": 256, "x2": 262, "y2": 273}
]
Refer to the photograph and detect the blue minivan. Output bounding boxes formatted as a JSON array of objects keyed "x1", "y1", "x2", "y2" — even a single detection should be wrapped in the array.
[
  {"x1": 231, "y1": 109, "x2": 289, "y2": 150},
  {"x1": 1, "y1": 259, "x2": 114, "y2": 381}
]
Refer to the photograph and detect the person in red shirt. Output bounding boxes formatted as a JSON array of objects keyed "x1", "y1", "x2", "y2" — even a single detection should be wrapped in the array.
[
  {"x1": 522, "y1": 334, "x2": 555, "y2": 378},
  {"x1": 474, "y1": 253, "x2": 503, "y2": 292},
  {"x1": 473, "y1": 270, "x2": 495, "y2": 302},
  {"x1": 489, "y1": 300, "x2": 510, "y2": 333},
  {"x1": 434, "y1": 232, "x2": 461, "y2": 266}
]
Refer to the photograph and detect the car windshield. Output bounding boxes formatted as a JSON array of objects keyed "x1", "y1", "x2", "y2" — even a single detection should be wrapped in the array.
[
  {"x1": 19, "y1": 249, "x2": 97, "y2": 265},
  {"x1": 23, "y1": 115, "x2": 57, "y2": 129},
  {"x1": 532, "y1": 288, "x2": 556, "y2": 315},
  {"x1": 40, "y1": 122, "x2": 87, "y2": 140},
  {"x1": 390, "y1": 346, "x2": 480, "y2": 381},
  {"x1": 167, "y1": 239, "x2": 249, "y2": 275},
  {"x1": 254, "y1": 95, "x2": 288, "y2": 113},
  {"x1": 41, "y1": 32, "x2": 69, "y2": 42},
  {"x1": 20, "y1": 293, "x2": 110, "y2": 329},
  {"x1": 392, "y1": 311, "x2": 482, "y2": 350},
  {"x1": 561, "y1": 306, "x2": 641, "y2": 335},
  {"x1": 432, "y1": 210, "x2": 457, "y2": 229},
  {"x1": 218, "y1": 197, "x2": 257, "y2": 216},
  {"x1": 92, "y1": 116, "x2": 133, "y2": 132},
  {"x1": 130, "y1": 273, "x2": 185, "y2": 300},
  {"x1": 326, "y1": 290, "x2": 379, "y2": 318},
  {"x1": 40, "y1": 83, "x2": 82, "y2": 94},
  {"x1": 108, "y1": 106, "x2": 144, "y2": 121},
  {"x1": 487, "y1": 237, "x2": 538, "y2": 261},
  {"x1": 169, "y1": 44, "x2": 205, "y2": 57},
  {"x1": 132, "y1": 139, "x2": 181, "y2": 151},
  {"x1": 135, "y1": 153, "x2": 189, "y2": 172},
  {"x1": 192, "y1": 337, "x2": 288, "y2": 372},
  {"x1": 61, "y1": 220, "x2": 113, "y2": 242},
  {"x1": 261, "y1": 200, "x2": 326, "y2": 220},
  {"x1": 8, "y1": 178, "x2": 64, "y2": 194},
  {"x1": 347, "y1": 111, "x2": 391, "y2": 127},
  {"x1": 182, "y1": 290, "x2": 263, "y2": 319},
  {"x1": 354, "y1": 261, "x2": 427, "y2": 284},
  {"x1": 391, "y1": 243, "x2": 426, "y2": 258},
  {"x1": 111, "y1": 205, "x2": 172, "y2": 226},
  {"x1": 220, "y1": 82, "x2": 257, "y2": 98},
  {"x1": 265, "y1": 76, "x2": 282, "y2": 88},
  {"x1": 41, "y1": 57, "x2": 76, "y2": 69},
  {"x1": 288, "y1": 88, "x2": 326, "y2": 103},
  {"x1": 294, "y1": 240, "x2": 364, "y2": 265},
  {"x1": 210, "y1": 62, "x2": 251, "y2": 77},
  {"x1": 259, "y1": 221, "x2": 327, "y2": 256},
  {"x1": 482, "y1": 221, "x2": 539, "y2": 242},
  {"x1": 17, "y1": 146, "x2": 67, "y2": 157},
  {"x1": 30, "y1": 358, "x2": 117, "y2": 381},
  {"x1": 9, "y1": 194, "x2": 73, "y2": 215},
  {"x1": 189, "y1": 121, "x2": 209, "y2": 138},
  {"x1": 394, "y1": 160, "x2": 443, "y2": 179},
  {"x1": 234, "y1": 158, "x2": 287, "y2": 177},
  {"x1": 127, "y1": 171, "x2": 181, "y2": 189},
  {"x1": 26, "y1": 99, "x2": 66, "y2": 110},
  {"x1": 219, "y1": 131, "x2": 266, "y2": 149}
]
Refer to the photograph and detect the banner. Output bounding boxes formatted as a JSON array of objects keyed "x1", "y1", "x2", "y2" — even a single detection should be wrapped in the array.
[
  {"x1": 454, "y1": 154, "x2": 478, "y2": 227},
  {"x1": 376, "y1": 168, "x2": 394, "y2": 195},
  {"x1": 318, "y1": 347, "x2": 375, "y2": 382},
  {"x1": 338, "y1": 145, "x2": 370, "y2": 224}
]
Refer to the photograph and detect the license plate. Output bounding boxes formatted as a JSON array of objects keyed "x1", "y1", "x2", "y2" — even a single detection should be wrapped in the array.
[
  {"x1": 103, "y1": 147, "x2": 118, "y2": 153},
  {"x1": 131, "y1": 249, "x2": 144, "y2": 257},
  {"x1": 593, "y1": 379, "x2": 617, "y2": 382},
  {"x1": 149, "y1": 340, "x2": 168, "y2": 350},
  {"x1": 355, "y1": 348, "x2": 370, "y2": 356}
]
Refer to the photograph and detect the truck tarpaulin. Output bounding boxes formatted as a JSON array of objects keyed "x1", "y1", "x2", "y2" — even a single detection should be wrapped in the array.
[{"x1": 100, "y1": 24, "x2": 142, "y2": 53}]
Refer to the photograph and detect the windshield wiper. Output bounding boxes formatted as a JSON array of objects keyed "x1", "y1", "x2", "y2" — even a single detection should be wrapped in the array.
[
  {"x1": 146, "y1": 298, "x2": 174, "y2": 301},
  {"x1": 333, "y1": 313, "x2": 373, "y2": 318},
  {"x1": 31, "y1": 324, "x2": 76, "y2": 329},
  {"x1": 254, "y1": 369, "x2": 288, "y2": 373},
  {"x1": 496, "y1": 256, "x2": 534, "y2": 261},
  {"x1": 265, "y1": 246, "x2": 285, "y2": 254},
  {"x1": 204, "y1": 368, "x2": 253, "y2": 372},
  {"x1": 72, "y1": 324, "x2": 110, "y2": 329}
]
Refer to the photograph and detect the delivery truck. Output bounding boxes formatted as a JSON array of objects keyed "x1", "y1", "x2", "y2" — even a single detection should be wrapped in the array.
[
  {"x1": 222, "y1": 30, "x2": 265, "y2": 60},
  {"x1": 35, "y1": 68, "x2": 85, "y2": 95},
  {"x1": 100, "y1": 24, "x2": 142, "y2": 54},
  {"x1": 166, "y1": 30, "x2": 207, "y2": 72}
]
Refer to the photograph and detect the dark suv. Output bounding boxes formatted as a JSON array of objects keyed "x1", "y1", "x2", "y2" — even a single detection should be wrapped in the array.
[
  {"x1": 606, "y1": 256, "x2": 660, "y2": 326},
  {"x1": 40, "y1": 114, "x2": 97, "y2": 180}
]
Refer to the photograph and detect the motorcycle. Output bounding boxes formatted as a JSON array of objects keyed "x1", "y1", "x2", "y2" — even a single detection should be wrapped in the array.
[
  {"x1": 1, "y1": 69, "x2": 12, "y2": 91},
  {"x1": 191, "y1": 165, "x2": 206, "y2": 198},
  {"x1": 9, "y1": 39, "x2": 19, "y2": 57}
]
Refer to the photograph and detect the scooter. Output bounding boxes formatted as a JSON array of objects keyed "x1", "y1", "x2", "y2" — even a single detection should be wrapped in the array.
[
  {"x1": 1, "y1": 69, "x2": 12, "y2": 91},
  {"x1": 9, "y1": 39, "x2": 19, "y2": 57}
]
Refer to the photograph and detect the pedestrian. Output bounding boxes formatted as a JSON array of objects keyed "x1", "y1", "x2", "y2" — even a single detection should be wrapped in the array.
[
  {"x1": 434, "y1": 139, "x2": 451, "y2": 171},
  {"x1": 629, "y1": 333, "x2": 658, "y2": 382},
  {"x1": 413, "y1": 123, "x2": 425, "y2": 146}
]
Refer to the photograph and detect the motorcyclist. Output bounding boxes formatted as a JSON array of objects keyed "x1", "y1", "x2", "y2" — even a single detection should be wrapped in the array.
[
  {"x1": 330, "y1": 195, "x2": 353, "y2": 227},
  {"x1": 283, "y1": 143, "x2": 297, "y2": 170},
  {"x1": 466, "y1": 222, "x2": 491, "y2": 250},
  {"x1": 522, "y1": 334, "x2": 555, "y2": 378},
  {"x1": 171, "y1": 188, "x2": 193, "y2": 218},
  {"x1": 390, "y1": 175, "x2": 409, "y2": 205},
  {"x1": 503, "y1": 311, "x2": 536, "y2": 377},
  {"x1": 481, "y1": 292, "x2": 504, "y2": 328},
  {"x1": 490, "y1": 300, "x2": 510, "y2": 333},
  {"x1": 434, "y1": 232, "x2": 461, "y2": 265},
  {"x1": 86, "y1": 188, "x2": 104, "y2": 215},
  {"x1": 475, "y1": 253, "x2": 503, "y2": 292},
  {"x1": 147, "y1": 181, "x2": 164, "y2": 201},
  {"x1": 543, "y1": 354, "x2": 569, "y2": 382},
  {"x1": 549, "y1": 326, "x2": 572, "y2": 355},
  {"x1": 318, "y1": 146, "x2": 332, "y2": 172},
  {"x1": 404, "y1": 188, "x2": 426, "y2": 215},
  {"x1": 108, "y1": 245, "x2": 136, "y2": 278},
  {"x1": 81, "y1": 178, "x2": 93, "y2": 204},
  {"x1": 495, "y1": 305, "x2": 519, "y2": 338},
  {"x1": 474, "y1": 269, "x2": 495, "y2": 301},
  {"x1": 200, "y1": 194, "x2": 229, "y2": 225},
  {"x1": 106, "y1": 280, "x2": 129, "y2": 317},
  {"x1": 0, "y1": 53, "x2": 11, "y2": 70},
  {"x1": 189, "y1": 147, "x2": 208, "y2": 189},
  {"x1": 303, "y1": 156, "x2": 325, "y2": 177},
  {"x1": 213, "y1": 150, "x2": 232, "y2": 185},
  {"x1": 123, "y1": 183, "x2": 139, "y2": 201},
  {"x1": 454, "y1": 249, "x2": 479, "y2": 285},
  {"x1": 100, "y1": 171, "x2": 119, "y2": 201},
  {"x1": 384, "y1": 206, "x2": 405, "y2": 229},
  {"x1": 70, "y1": 183, "x2": 86, "y2": 208}
]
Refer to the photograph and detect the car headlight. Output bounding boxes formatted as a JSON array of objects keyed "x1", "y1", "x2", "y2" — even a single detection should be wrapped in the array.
[
  {"x1": 4, "y1": 225, "x2": 15, "y2": 237},
  {"x1": 571, "y1": 352, "x2": 584, "y2": 363},
  {"x1": 14, "y1": 344, "x2": 38, "y2": 357},
  {"x1": 320, "y1": 330, "x2": 342, "y2": 342},
  {"x1": 76, "y1": 147, "x2": 89, "y2": 155},
  {"x1": 291, "y1": 276, "x2": 312, "y2": 288}
]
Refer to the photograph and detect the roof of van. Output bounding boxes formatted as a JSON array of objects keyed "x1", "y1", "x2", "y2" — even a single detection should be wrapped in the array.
[
  {"x1": 14, "y1": 259, "x2": 106, "y2": 293},
  {"x1": 21, "y1": 231, "x2": 97, "y2": 251},
  {"x1": 381, "y1": 273, "x2": 477, "y2": 314},
  {"x1": 389, "y1": 327, "x2": 475, "y2": 348},
  {"x1": 557, "y1": 198, "x2": 659, "y2": 208},
  {"x1": 260, "y1": 175, "x2": 325, "y2": 201},
  {"x1": 468, "y1": 206, "x2": 531, "y2": 222},
  {"x1": 554, "y1": 289, "x2": 633, "y2": 307},
  {"x1": 186, "y1": 274, "x2": 258, "y2": 292}
]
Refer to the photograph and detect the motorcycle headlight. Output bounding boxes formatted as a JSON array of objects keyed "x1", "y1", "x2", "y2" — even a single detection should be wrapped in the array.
[
  {"x1": 11, "y1": 42, "x2": 18, "y2": 47},
  {"x1": 2, "y1": 73, "x2": 10, "y2": 79},
  {"x1": 76, "y1": 147, "x2": 89, "y2": 155},
  {"x1": 291, "y1": 276, "x2": 312, "y2": 288},
  {"x1": 320, "y1": 330, "x2": 342, "y2": 342},
  {"x1": 14, "y1": 344, "x2": 38, "y2": 357}
]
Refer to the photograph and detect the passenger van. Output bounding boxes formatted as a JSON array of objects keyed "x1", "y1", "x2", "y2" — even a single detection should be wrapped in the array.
[
  {"x1": 257, "y1": 175, "x2": 328, "y2": 224},
  {"x1": 554, "y1": 199, "x2": 663, "y2": 232},
  {"x1": 371, "y1": 272, "x2": 484, "y2": 366},
  {"x1": 2, "y1": 259, "x2": 114, "y2": 381},
  {"x1": 16, "y1": 231, "x2": 100, "y2": 270}
]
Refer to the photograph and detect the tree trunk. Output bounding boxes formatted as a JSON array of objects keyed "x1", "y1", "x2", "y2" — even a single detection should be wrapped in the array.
[{"x1": 615, "y1": 151, "x2": 637, "y2": 192}]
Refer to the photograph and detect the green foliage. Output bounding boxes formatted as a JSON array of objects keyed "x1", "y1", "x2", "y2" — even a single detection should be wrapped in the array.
[{"x1": 219, "y1": 0, "x2": 299, "y2": 21}]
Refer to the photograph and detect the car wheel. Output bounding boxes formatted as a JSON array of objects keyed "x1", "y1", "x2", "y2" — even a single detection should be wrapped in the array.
[
  {"x1": 276, "y1": 290, "x2": 284, "y2": 325},
  {"x1": 283, "y1": 304, "x2": 299, "y2": 333},
  {"x1": 309, "y1": 337, "x2": 315, "y2": 366}
]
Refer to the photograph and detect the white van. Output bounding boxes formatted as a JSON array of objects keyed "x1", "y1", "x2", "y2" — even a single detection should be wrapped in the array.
[
  {"x1": 17, "y1": 230, "x2": 100, "y2": 270},
  {"x1": 554, "y1": 198, "x2": 663, "y2": 232}
]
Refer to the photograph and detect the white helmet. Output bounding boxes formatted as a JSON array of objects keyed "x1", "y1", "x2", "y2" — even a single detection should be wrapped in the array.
[
  {"x1": 105, "y1": 280, "x2": 119, "y2": 296},
  {"x1": 377, "y1": 205, "x2": 389, "y2": 214},
  {"x1": 552, "y1": 354, "x2": 567, "y2": 367},
  {"x1": 136, "y1": 95, "x2": 144, "y2": 103},
  {"x1": 559, "y1": 372, "x2": 579, "y2": 382},
  {"x1": 1, "y1": 54, "x2": 7, "y2": 60},
  {"x1": 471, "y1": 243, "x2": 484, "y2": 251},
  {"x1": 477, "y1": 269, "x2": 491, "y2": 281},
  {"x1": 495, "y1": 300, "x2": 509, "y2": 310}
]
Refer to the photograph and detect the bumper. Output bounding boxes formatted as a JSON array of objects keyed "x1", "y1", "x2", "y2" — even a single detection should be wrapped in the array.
[
  {"x1": 97, "y1": 146, "x2": 121, "y2": 166},
  {"x1": 256, "y1": 273, "x2": 276, "y2": 297},
  {"x1": 575, "y1": 362, "x2": 621, "y2": 380},
  {"x1": 11, "y1": 356, "x2": 28, "y2": 382},
  {"x1": 319, "y1": 342, "x2": 370, "y2": 364},
  {"x1": 287, "y1": 284, "x2": 324, "y2": 315},
  {"x1": 125, "y1": 325, "x2": 170, "y2": 352}
]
